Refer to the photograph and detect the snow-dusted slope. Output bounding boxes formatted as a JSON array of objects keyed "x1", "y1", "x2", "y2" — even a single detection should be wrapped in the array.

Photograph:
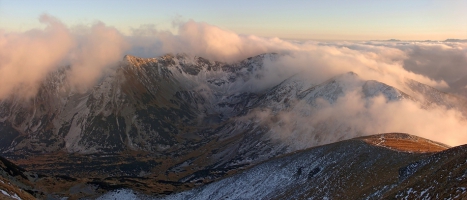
[
  {"x1": 404, "y1": 79, "x2": 467, "y2": 113},
  {"x1": 160, "y1": 133, "x2": 466, "y2": 200}
]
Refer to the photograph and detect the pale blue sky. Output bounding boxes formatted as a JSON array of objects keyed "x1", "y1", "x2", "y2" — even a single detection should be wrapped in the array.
[{"x1": 1, "y1": 0, "x2": 466, "y2": 40}]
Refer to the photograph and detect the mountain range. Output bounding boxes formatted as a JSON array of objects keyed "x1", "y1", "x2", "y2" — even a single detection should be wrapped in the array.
[{"x1": 1, "y1": 53, "x2": 467, "y2": 199}]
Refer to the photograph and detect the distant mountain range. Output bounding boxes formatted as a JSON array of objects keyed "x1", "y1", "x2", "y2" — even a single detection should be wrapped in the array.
[
  {"x1": 371, "y1": 39, "x2": 467, "y2": 42},
  {"x1": 444, "y1": 39, "x2": 467, "y2": 42},
  {"x1": 1, "y1": 54, "x2": 467, "y2": 199}
]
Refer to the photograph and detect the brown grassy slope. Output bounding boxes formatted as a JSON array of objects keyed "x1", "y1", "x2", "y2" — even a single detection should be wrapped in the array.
[
  {"x1": 359, "y1": 132, "x2": 449, "y2": 153},
  {"x1": 0, "y1": 157, "x2": 37, "y2": 200},
  {"x1": 0, "y1": 177, "x2": 36, "y2": 200}
]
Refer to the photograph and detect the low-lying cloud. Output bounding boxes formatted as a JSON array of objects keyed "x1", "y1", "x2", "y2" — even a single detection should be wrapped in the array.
[
  {"x1": 127, "y1": 19, "x2": 294, "y2": 61},
  {"x1": 1, "y1": 14, "x2": 464, "y2": 98},
  {"x1": 1, "y1": 14, "x2": 467, "y2": 146},
  {"x1": 253, "y1": 90, "x2": 467, "y2": 149},
  {"x1": 402, "y1": 43, "x2": 467, "y2": 95},
  {"x1": 0, "y1": 15, "x2": 74, "y2": 98},
  {"x1": 0, "y1": 15, "x2": 128, "y2": 98}
]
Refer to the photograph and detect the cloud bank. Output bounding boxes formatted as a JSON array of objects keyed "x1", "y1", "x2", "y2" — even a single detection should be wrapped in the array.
[
  {"x1": 252, "y1": 89, "x2": 467, "y2": 149},
  {"x1": 1, "y1": 15, "x2": 467, "y2": 146},
  {"x1": 0, "y1": 15, "x2": 128, "y2": 98},
  {"x1": 1, "y1": 15, "x2": 465, "y2": 98}
]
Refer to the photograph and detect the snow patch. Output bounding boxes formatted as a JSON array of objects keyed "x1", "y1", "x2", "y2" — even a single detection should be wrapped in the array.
[{"x1": 0, "y1": 189, "x2": 22, "y2": 200}]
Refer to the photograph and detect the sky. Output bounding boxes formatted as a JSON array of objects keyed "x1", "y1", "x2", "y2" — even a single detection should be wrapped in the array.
[{"x1": 1, "y1": 0, "x2": 466, "y2": 40}]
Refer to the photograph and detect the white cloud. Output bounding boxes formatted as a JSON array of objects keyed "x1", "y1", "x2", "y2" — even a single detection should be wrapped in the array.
[
  {"x1": 1, "y1": 15, "x2": 467, "y2": 147},
  {"x1": 0, "y1": 15, "x2": 128, "y2": 98},
  {"x1": 265, "y1": 91, "x2": 467, "y2": 148}
]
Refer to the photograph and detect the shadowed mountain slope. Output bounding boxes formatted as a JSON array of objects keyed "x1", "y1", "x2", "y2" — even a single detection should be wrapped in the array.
[{"x1": 160, "y1": 133, "x2": 467, "y2": 200}]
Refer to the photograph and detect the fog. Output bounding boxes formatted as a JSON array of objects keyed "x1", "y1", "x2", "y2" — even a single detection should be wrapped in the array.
[
  {"x1": 250, "y1": 88, "x2": 467, "y2": 149},
  {"x1": 1, "y1": 15, "x2": 463, "y2": 97},
  {"x1": 1, "y1": 15, "x2": 467, "y2": 146},
  {"x1": 0, "y1": 15, "x2": 128, "y2": 98}
]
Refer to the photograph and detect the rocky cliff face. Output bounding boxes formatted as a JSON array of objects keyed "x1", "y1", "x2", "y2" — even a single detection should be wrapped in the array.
[{"x1": 0, "y1": 53, "x2": 277, "y2": 154}]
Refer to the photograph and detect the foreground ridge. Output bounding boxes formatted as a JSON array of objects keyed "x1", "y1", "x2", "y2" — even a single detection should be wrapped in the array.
[
  {"x1": 159, "y1": 133, "x2": 467, "y2": 200},
  {"x1": 2, "y1": 133, "x2": 467, "y2": 199}
]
